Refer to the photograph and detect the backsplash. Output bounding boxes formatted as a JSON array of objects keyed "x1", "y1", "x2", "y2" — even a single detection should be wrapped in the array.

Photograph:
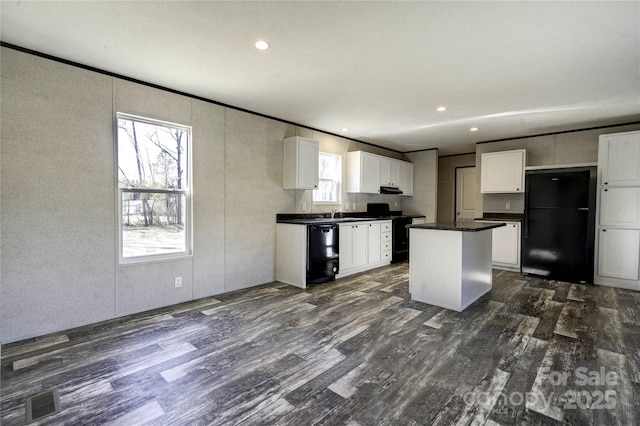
[{"x1": 482, "y1": 193, "x2": 525, "y2": 213}]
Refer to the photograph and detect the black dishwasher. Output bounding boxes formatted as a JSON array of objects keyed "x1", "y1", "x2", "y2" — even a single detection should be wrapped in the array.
[{"x1": 307, "y1": 224, "x2": 339, "y2": 284}]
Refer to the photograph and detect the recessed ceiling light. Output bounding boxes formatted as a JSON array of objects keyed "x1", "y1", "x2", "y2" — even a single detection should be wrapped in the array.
[
  {"x1": 254, "y1": 40, "x2": 270, "y2": 50},
  {"x1": 342, "y1": 128, "x2": 349, "y2": 132},
  {"x1": 437, "y1": 106, "x2": 447, "y2": 112},
  {"x1": 470, "y1": 127, "x2": 479, "y2": 132}
]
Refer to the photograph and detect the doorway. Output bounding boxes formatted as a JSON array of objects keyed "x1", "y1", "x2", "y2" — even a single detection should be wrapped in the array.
[{"x1": 455, "y1": 166, "x2": 477, "y2": 221}]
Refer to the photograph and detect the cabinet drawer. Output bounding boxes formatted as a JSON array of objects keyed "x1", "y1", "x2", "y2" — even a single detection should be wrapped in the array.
[
  {"x1": 381, "y1": 232, "x2": 392, "y2": 242},
  {"x1": 381, "y1": 241, "x2": 391, "y2": 251},
  {"x1": 381, "y1": 250, "x2": 392, "y2": 261},
  {"x1": 381, "y1": 222, "x2": 392, "y2": 232}
]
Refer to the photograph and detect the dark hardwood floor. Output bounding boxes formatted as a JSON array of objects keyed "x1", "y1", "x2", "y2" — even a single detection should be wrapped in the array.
[{"x1": 2, "y1": 263, "x2": 639, "y2": 425}]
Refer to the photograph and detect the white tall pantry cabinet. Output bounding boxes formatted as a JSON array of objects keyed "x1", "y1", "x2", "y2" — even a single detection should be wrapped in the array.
[{"x1": 595, "y1": 131, "x2": 640, "y2": 290}]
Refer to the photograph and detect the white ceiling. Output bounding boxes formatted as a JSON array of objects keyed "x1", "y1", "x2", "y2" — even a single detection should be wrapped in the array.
[{"x1": 2, "y1": 1, "x2": 639, "y2": 155}]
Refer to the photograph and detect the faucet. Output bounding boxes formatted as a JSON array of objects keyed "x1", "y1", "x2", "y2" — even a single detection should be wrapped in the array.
[{"x1": 331, "y1": 209, "x2": 338, "y2": 219}]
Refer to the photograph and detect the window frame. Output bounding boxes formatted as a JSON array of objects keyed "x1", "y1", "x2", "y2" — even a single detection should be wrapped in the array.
[
  {"x1": 116, "y1": 113, "x2": 193, "y2": 265},
  {"x1": 313, "y1": 152, "x2": 342, "y2": 205}
]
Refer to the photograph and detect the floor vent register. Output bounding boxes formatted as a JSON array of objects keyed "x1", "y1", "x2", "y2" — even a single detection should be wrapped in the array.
[{"x1": 25, "y1": 389, "x2": 61, "y2": 424}]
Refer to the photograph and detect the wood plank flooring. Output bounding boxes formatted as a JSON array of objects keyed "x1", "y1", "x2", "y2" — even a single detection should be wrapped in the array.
[{"x1": 2, "y1": 263, "x2": 640, "y2": 425}]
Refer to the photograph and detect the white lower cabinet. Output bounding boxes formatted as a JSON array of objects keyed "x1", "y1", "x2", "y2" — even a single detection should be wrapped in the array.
[
  {"x1": 492, "y1": 222, "x2": 521, "y2": 270},
  {"x1": 478, "y1": 220, "x2": 521, "y2": 270},
  {"x1": 338, "y1": 220, "x2": 392, "y2": 278},
  {"x1": 598, "y1": 228, "x2": 640, "y2": 281}
]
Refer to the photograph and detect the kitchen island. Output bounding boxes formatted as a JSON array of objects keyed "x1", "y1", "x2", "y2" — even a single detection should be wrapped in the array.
[{"x1": 408, "y1": 221, "x2": 506, "y2": 311}]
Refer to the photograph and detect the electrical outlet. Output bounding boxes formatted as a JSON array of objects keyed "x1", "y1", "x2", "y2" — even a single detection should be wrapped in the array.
[
  {"x1": 302, "y1": 202, "x2": 307, "y2": 211},
  {"x1": 344, "y1": 204, "x2": 349, "y2": 210},
  {"x1": 352, "y1": 202, "x2": 356, "y2": 210},
  {"x1": 174, "y1": 276, "x2": 182, "y2": 288},
  {"x1": 394, "y1": 201, "x2": 398, "y2": 207},
  {"x1": 506, "y1": 202, "x2": 511, "y2": 210}
]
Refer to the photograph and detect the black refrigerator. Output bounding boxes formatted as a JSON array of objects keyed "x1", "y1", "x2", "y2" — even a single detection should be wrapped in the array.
[{"x1": 522, "y1": 167, "x2": 596, "y2": 284}]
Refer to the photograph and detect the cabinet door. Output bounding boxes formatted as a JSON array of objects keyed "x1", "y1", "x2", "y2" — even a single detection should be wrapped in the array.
[
  {"x1": 399, "y1": 161, "x2": 414, "y2": 196},
  {"x1": 389, "y1": 160, "x2": 401, "y2": 187},
  {"x1": 492, "y1": 223, "x2": 520, "y2": 265},
  {"x1": 283, "y1": 137, "x2": 318, "y2": 189},
  {"x1": 352, "y1": 224, "x2": 368, "y2": 267},
  {"x1": 361, "y1": 153, "x2": 381, "y2": 193},
  {"x1": 297, "y1": 138, "x2": 319, "y2": 189},
  {"x1": 600, "y1": 133, "x2": 640, "y2": 186},
  {"x1": 367, "y1": 222, "x2": 381, "y2": 263},
  {"x1": 600, "y1": 187, "x2": 640, "y2": 228},
  {"x1": 598, "y1": 228, "x2": 640, "y2": 280},
  {"x1": 339, "y1": 225, "x2": 353, "y2": 270},
  {"x1": 481, "y1": 150, "x2": 526, "y2": 193},
  {"x1": 379, "y1": 157, "x2": 391, "y2": 186}
]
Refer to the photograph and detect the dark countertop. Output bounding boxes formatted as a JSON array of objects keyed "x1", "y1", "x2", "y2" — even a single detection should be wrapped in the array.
[
  {"x1": 478, "y1": 212, "x2": 524, "y2": 222},
  {"x1": 277, "y1": 212, "x2": 426, "y2": 225},
  {"x1": 277, "y1": 217, "x2": 380, "y2": 225},
  {"x1": 408, "y1": 221, "x2": 507, "y2": 232}
]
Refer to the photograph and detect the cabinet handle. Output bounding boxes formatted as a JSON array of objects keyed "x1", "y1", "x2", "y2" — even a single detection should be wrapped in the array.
[
  {"x1": 604, "y1": 189, "x2": 608, "y2": 192},
  {"x1": 602, "y1": 229, "x2": 607, "y2": 232},
  {"x1": 604, "y1": 182, "x2": 608, "y2": 185}
]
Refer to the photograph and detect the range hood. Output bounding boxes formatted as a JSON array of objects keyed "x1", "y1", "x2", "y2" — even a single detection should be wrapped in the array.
[{"x1": 380, "y1": 186, "x2": 403, "y2": 195}]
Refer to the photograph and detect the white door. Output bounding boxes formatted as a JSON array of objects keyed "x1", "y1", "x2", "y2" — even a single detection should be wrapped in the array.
[
  {"x1": 367, "y1": 222, "x2": 381, "y2": 263},
  {"x1": 598, "y1": 228, "x2": 640, "y2": 280},
  {"x1": 361, "y1": 153, "x2": 381, "y2": 193},
  {"x1": 492, "y1": 223, "x2": 520, "y2": 266},
  {"x1": 352, "y1": 224, "x2": 368, "y2": 267},
  {"x1": 379, "y1": 157, "x2": 391, "y2": 186},
  {"x1": 456, "y1": 167, "x2": 477, "y2": 221},
  {"x1": 339, "y1": 225, "x2": 353, "y2": 270},
  {"x1": 600, "y1": 187, "x2": 640, "y2": 227},
  {"x1": 297, "y1": 138, "x2": 319, "y2": 189},
  {"x1": 600, "y1": 133, "x2": 640, "y2": 186}
]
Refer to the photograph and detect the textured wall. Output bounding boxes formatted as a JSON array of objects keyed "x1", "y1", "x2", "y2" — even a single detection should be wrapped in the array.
[
  {"x1": 403, "y1": 150, "x2": 438, "y2": 221},
  {"x1": 1, "y1": 48, "x2": 116, "y2": 340},
  {"x1": 192, "y1": 100, "x2": 226, "y2": 299},
  {"x1": 0, "y1": 47, "x2": 434, "y2": 343}
]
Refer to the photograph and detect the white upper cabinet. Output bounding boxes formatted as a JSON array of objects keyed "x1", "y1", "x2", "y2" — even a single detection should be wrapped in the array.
[
  {"x1": 348, "y1": 151, "x2": 414, "y2": 195},
  {"x1": 283, "y1": 136, "x2": 319, "y2": 190},
  {"x1": 480, "y1": 149, "x2": 526, "y2": 193},
  {"x1": 347, "y1": 151, "x2": 381, "y2": 194},
  {"x1": 399, "y1": 161, "x2": 414, "y2": 196},
  {"x1": 599, "y1": 132, "x2": 640, "y2": 186},
  {"x1": 379, "y1": 157, "x2": 401, "y2": 187}
]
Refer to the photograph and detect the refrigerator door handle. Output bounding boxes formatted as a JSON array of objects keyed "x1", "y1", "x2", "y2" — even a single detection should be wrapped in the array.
[
  {"x1": 524, "y1": 178, "x2": 530, "y2": 239},
  {"x1": 578, "y1": 207, "x2": 589, "y2": 211}
]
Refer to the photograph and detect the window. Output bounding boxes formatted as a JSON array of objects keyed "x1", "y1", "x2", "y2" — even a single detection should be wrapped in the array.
[
  {"x1": 117, "y1": 113, "x2": 192, "y2": 263},
  {"x1": 313, "y1": 152, "x2": 341, "y2": 204}
]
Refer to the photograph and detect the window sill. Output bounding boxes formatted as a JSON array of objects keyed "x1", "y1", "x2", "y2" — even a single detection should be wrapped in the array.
[{"x1": 118, "y1": 252, "x2": 193, "y2": 266}]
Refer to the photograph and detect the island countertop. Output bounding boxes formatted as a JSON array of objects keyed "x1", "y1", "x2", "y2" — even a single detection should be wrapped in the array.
[{"x1": 408, "y1": 221, "x2": 506, "y2": 232}]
